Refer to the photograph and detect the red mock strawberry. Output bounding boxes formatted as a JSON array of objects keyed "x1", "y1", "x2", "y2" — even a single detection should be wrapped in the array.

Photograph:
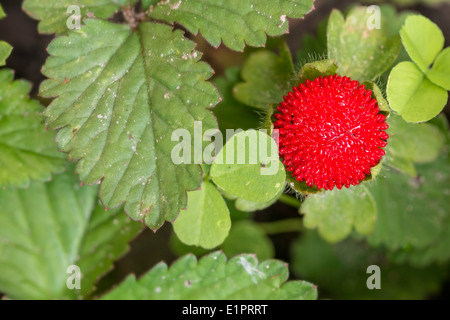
[{"x1": 274, "y1": 75, "x2": 389, "y2": 190}]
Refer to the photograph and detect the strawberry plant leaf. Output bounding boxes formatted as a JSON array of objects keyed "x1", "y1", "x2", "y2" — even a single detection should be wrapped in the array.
[
  {"x1": 301, "y1": 184, "x2": 376, "y2": 243},
  {"x1": 234, "y1": 43, "x2": 294, "y2": 110},
  {"x1": 427, "y1": 47, "x2": 450, "y2": 90},
  {"x1": 367, "y1": 164, "x2": 448, "y2": 250},
  {"x1": 385, "y1": 114, "x2": 445, "y2": 176},
  {"x1": 210, "y1": 130, "x2": 286, "y2": 203},
  {"x1": 291, "y1": 231, "x2": 447, "y2": 300},
  {"x1": 0, "y1": 169, "x2": 143, "y2": 300},
  {"x1": 0, "y1": 69, "x2": 66, "y2": 187},
  {"x1": 149, "y1": 0, "x2": 314, "y2": 51},
  {"x1": 40, "y1": 20, "x2": 219, "y2": 229},
  {"x1": 22, "y1": 0, "x2": 125, "y2": 34},
  {"x1": 102, "y1": 251, "x2": 317, "y2": 300},
  {"x1": 327, "y1": 7, "x2": 402, "y2": 81},
  {"x1": 173, "y1": 181, "x2": 231, "y2": 249},
  {"x1": 221, "y1": 221, "x2": 275, "y2": 260},
  {"x1": 390, "y1": 153, "x2": 450, "y2": 267},
  {"x1": 400, "y1": 15, "x2": 444, "y2": 72},
  {"x1": 387, "y1": 61, "x2": 448, "y2": 123}
]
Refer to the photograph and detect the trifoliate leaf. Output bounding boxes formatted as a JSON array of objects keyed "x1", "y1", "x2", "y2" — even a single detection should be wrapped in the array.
[
  {"x1": 210, "y1": 130, "x2": 286, "y2": 203},
  {"x1": 0, "y1": 169, "x2": 143, "y2": 300},
  {"x1": 233, "y1": 174, "x2": 285, "y2": 212},
  {"x1": 385, "y1": 114, "x2": 445, "y2": 176},
  {"x1": 234, "y1": 193, "x2": 280, "y2": 212},
  {"x1": 387, "y1": 61, "x2": 448, "y2": 123},
  {"x1": 22, "y1": 0, "x2": 124, "y2": 34},
  {"x1": 301, "y1": 184, "x2": 376, "y2": 243},
  {"x1": 221, "y1": 221, "x2": 275, "y2": 261},
  {"x1": 291, "y1": 231, "x2": 447, "y2": 300},
  {"x1": 173, "y1": 181, "x2": 231, "y2": 249},
  {"x1": 327, "y1": 7, "x2": 402, "y2": 81},
  {"x1": 40, "y1": 20, "x2": 219, "y2": 229},
  {"x1": 170, "y1": 232, "x2": 211, "y2": 257},
  {"x1": 102, "y1": 251, "x2": 317, "y2": 300},
  {"x1": 427, "y1": 47, "x2": 450, "y2": 90},
  {"x1": 0, "y1": 69, "x2": 66, "y2": 187},
  {"x1": 149, "y1": 0, "x2": 314, "y2": 51},
  {"x1": 400, "y1": 15, "x2": 444, "y2": 72},
  {"x1": 367, "y1": 164, "x2": 448, "y2": 250},
  {"x1": 234, "y1": 43, "x2": 294, "y2": 110}
]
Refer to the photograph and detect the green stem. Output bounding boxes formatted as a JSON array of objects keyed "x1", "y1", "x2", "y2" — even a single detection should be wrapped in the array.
[
  {"x1": 278, "y1": 194, "x2": 302, "y2": 208},
  {"x1": 258, "y1": 218, "x2": 304, "y2": 235}
]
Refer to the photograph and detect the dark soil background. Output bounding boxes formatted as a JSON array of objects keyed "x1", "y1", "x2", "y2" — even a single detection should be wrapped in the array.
[{"x1": 0, "y1": 0, "x2": 449, "y2": 300}]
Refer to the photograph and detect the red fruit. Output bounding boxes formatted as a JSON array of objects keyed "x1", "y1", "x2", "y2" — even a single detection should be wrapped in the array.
[{"x1": 273, "y1": 75, "x2": 389, "y2": 190}]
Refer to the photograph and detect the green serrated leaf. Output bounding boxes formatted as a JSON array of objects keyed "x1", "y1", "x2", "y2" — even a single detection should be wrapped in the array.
[
  {"x1": 327, "y1": 7, "x2": 402, "y2": 81},
  {"x1": 221, "y1": 221, "x2": 275, "y2": 260},
  {"x1": 102, "y1": 251, "x2": 317, "y2": 300},
  {"x1": 291, "y1": 231, "x2": 447, "y2": 300},
  {"x1": 213, "y1": 67, "x2": 261, "y2": 133},
  {"x1": 427, "y1": 47, "x2": 450, "y2": 90},
  {"x1": 173, "y1": 181, "x2": 231, "y2": 249},
  {"x1": 22, "y1": 0, "x2": 123, "y2": 34},
  {"x1": 400, "y1": 15, "x2": 444, "y2": 72},
  {"x1": 76, "y1": 204, "x2": 143, "y2": 299},
  {"x1": 40, "y1": 20, "x2": 219, "y2": 229},
  {"x1": 387, "y1": 61, "x2": 448, "y2": 123},
  {"x1": 234, "y1": 44, "x2": 294, "y2": 110},
  {"x1": 149, "y1": 0, "x2": 314, "y2": 51},
  {"x1": 301, "y1": 184, "x2": 376, "y2": 243},
  {"x1": 367, "y1": 165, "x2": 448, "y2": 250},
  {"x1": 0, "y1": 169, "x2": 143, "y2": 300},
  {"x1": 211, "y1": 130, "x2": 286, "y2": 203},
  {"x1": 0, "y1": 69, "x2": 66, "y2": 187},
  {"x1": 385, "y1": 114, "x2": 445, "y2": 176}
]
